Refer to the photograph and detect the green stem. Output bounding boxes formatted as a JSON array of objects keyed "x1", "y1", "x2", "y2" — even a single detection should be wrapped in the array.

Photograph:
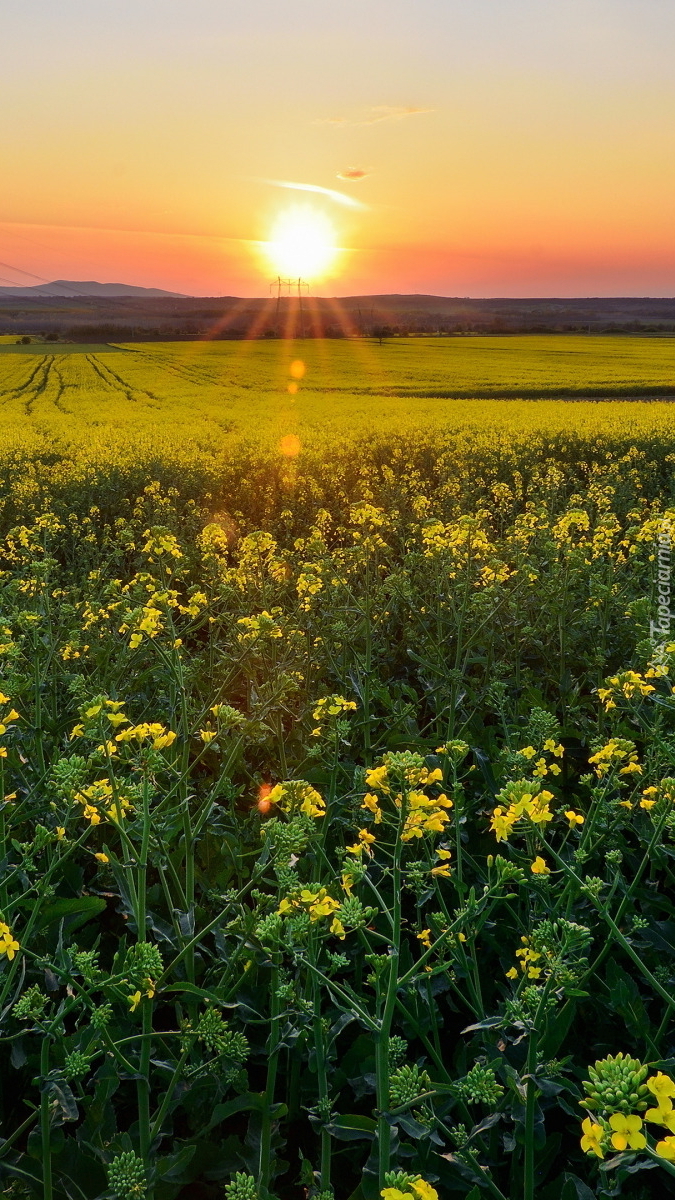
[
  {"x1": 136, "y1": 776, "x2": 151, "y2": 941},
  {"x1": 259, "y1": 961, "x2": 281, "y2": 1194},
  {"x1": 33, "y1": 631, "x2": 46, "y2": 778},
  {"x1": 523, "y1": 1028, "x2": 538, "y2": 1200},
  {"x1": 138, "y1": 1000, "x2": 153, "y2": 1167},
  {"x1": 376, "y1": 822, "x2": 402, "y2": 1188},
  {"x1": 40, "y1": 1036, "x2": 53, "y2": 1200},
  {"x1": 539, "y1": 833, "x2": 675, "y2": 1015},
  {"x1": 149, "y1": 1043, "x2": 191, "y2": 1145},
  {"x1": 0, "y1": 1109, "x2": 39, "y2": 1161},
  {"x1": 646, "y1": 1146, "x2": 675, "y2": 1178},
  {"x1": 312, "y1": 956, "x2": 332, "y2": 1191},
  {"x1": 181, "y1": 799, "x2": 195, "y2": 984},
  {"x1": 458, "y1": 1148, "x2": 510, "y2": 1200}
]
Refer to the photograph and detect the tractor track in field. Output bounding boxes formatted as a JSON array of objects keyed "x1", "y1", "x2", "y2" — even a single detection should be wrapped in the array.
[
  {"x1": 86, "y1": 355, "x2": 160, "y2": 407},
  {"x1": 0, "y1": 355, "x2": 55, "y2": 404},
  {"x1": 127, "y1": 349, "x2": 223, "y2": 389},
  {"x1": 50, "y1": 360, "x2": 76, "y2": 414},
  {"x1": 0, "y1": 357, "x2": 43, "y2": 396},
  {"x1": 23, "y1": 356, "x2": 58, "y2": 415}
]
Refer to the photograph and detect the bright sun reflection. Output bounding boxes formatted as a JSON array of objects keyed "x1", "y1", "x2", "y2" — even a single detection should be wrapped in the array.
[{"x1": 265, "y1": 205, "x2": 338, "y2": 280}]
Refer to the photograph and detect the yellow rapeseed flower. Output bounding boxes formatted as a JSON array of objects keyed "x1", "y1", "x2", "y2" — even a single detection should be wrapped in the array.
[
  {"x1": 580, "y1": 1117, "x2": 605, "y2": 1158},
  {"x1": 656, "y1": 1136, "x2": 675, "y2": 1161},
  {"x1": 608, "y1": 1113, "x2": 646, "y2": 1151},
  {"x1": 564, "y1": 810, "x2": 585, "y2": 828},
  {"x1": 530, "y1": 856, "x2": 550, "y2": 875}
]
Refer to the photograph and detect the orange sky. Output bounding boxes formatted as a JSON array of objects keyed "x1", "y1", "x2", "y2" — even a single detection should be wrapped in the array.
[{"x1": 2, "y1": 0, "x2": 674, "y2": 297}]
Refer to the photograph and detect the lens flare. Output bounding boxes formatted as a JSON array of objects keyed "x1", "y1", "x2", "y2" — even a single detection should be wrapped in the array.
[
  {"x1": 265, "y1": 206, "x2": 338, "y2": 280},
  {"x1": 279, "y1": 434, "x2": 301, "y2": 457}
]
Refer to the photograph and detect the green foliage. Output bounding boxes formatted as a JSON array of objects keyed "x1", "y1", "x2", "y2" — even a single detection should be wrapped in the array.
[{"x1": 0, "y1": 341, "x2": 674, "y2": 1197}]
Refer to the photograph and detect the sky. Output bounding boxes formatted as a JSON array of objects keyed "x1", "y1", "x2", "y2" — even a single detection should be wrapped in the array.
[{"x1": 2, "y1": 0, "x2": 675, "y2": 297}]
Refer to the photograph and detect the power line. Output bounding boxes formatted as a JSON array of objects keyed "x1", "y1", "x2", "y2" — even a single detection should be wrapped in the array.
[
  {"x1": 0, "y1": 260, "x2": 89, "y2": 297},
  {"x1": 269, "y1": 276, "x2": 309, "y2": 337}
]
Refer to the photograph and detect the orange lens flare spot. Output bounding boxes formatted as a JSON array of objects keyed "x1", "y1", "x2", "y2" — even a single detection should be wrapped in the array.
[
  {"x1": 257, "y1": 782, "x2": 273, "y2": 813},
  {"x1": 280, "y1": 434, "x2": 301, "y2": 457},
  {"x1": 289, "y1": 360, "x2": 306, "y2": 380},
  {"x1": 287, "y1": 382, "x2": 298, "y2": 395}
]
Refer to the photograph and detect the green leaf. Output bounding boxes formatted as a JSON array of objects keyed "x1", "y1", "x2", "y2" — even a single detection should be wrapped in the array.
[
  {"x1": 35, "y1": 896, "x2": 106, "y2": 934},
  {"x1": 155, "y1": 1145, "x2": 197, "y2": 1182},
  {"x1": 201, "y1": 1093, "x2": 287, "y2": 1135},
  {"x1": 561, "y1": 1174, "x2": 598, "y2": 1200},
  {"x1": 326, "y1": 1114, "x2": 377, "y2": 1141},
  {"x1": 162, "y1": 981, "x2": 238, "y2": 1006}
]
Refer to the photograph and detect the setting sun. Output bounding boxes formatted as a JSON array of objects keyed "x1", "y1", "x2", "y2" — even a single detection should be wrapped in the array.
[{"x1": 264, "y1": 205, "x2": 338, "y2": 280}]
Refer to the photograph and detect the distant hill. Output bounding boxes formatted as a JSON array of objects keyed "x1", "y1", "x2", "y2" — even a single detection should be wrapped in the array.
[
  {"x1": 1, "y1": 286, "x2": 674, "y2": 340},
  {"x1": 0, "y1": 280, "x2": 186, "y2": 298}
]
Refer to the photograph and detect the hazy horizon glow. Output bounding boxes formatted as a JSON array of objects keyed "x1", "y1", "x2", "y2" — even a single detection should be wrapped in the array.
[{"x1": 2, "y1": 0, "x2": 674, "y2": 298}]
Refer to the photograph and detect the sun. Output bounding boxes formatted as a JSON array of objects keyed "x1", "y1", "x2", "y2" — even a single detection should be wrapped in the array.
[{"x1": 264, "y1": 205, "x2": 338, "y2": 280}]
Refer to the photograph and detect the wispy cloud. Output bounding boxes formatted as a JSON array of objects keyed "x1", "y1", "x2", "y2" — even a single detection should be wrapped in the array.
[
  {"x1": 336, "y1": 167, "x2": 370, "y2": 181},
  {"x1": 316, "y1": 105, "x2": 434, "y2": 127},
  {"x1": 257, "y1": 179, "x2": 367, "y2": 210}
]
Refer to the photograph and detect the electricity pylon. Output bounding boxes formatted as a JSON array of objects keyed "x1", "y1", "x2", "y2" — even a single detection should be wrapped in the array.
[{"x1": 270, "y1": 276, "x2": 309, "y2": 337}]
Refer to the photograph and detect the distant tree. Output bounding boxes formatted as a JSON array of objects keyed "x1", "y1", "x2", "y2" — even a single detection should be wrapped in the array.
[
  {"x1": 45, "y1": 332, "x2": 59, "y2": 342},
  {"x1": 372, "y1": 325, "x2": 393, "y2": 345},
  {"x1": 20, "y1": 336, "x2": 31, "y2": 344}
]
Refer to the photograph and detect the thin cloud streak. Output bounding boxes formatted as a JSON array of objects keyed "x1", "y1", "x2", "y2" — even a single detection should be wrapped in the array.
[
  {"x1": 336, "y1": 168, "x2": 370, "y2": 181},
  {"x1": 315, "y1": 105, "x2": 434, "y2": 127},
  {"x1": 257, "y1": 179, "x2": 367, "y2": 210}
]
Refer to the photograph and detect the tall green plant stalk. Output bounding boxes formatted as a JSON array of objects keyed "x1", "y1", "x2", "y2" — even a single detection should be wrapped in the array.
[
  {"x1": 375, "y1": 815, "x2": 403, "y2": 1188},
  {"x1": 312, "y1": 968, "x2": 332, "y2": 1191},
  {"x1": 39, "y1": 1035, "x2": 53, "y2": 1200},
  {"x1": 259, "y1": 960, "x2": 281, "y2": 1196}
]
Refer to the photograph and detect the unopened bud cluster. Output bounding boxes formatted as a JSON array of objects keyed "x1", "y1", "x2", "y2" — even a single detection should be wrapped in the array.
[
  {"x1": 107, "y1": 1150, "x2": 146, "y2": 1200},
  {"x1": 580, "y1": 1053, "x2": 650, "y2": 1115}
]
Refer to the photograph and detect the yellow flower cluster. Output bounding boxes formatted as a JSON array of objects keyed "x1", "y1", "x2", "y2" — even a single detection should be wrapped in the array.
[
  {"x1": 518, "y1": 739, "x2": 564, "y2": 778},
  {"x1": 296, "y1": 563, "x2": 324, "y2": 611},
  {"x1": 141, "y1": 527, "x2": 183, "y2": 560},
  {"x1": 381, "y1": 1179, "x2": 438, "y2": 1200},
  {"x1": 581, "y1": 1070, "x2": 675, "y2": 1161},
  {"x1": 236, "y1": 609, "x2": 284, "y2": 644},
  {"x1": 356, "y1": 760, "x2": 452, "y2": 844},
  {"x1": 0, "y1": 921, "x2": 19, "y2": 961},
  {"x1": 637, "y1": 778, "x2": 675, "y2": 812},
  {"x1": 588, "y1": 738, "x2": 641, "y2": 778},
  {"x1": 598, "y1": 670, "x2": 656, "y2": 710},
  {"x1": 128, "y1": 981, "x2": 156, "y2": 1011},
  {"x1": 346, "y1": 828, "x2": 377, "y2": 856},
  {"x1": 277, "y1": 887, "x2": 345, "y2": 939},
  {"x1": 506, "y1": 935, "x2": 547, "y2": 981},
  {"x1": 311, "y1": 694, "x2": 357, "y2": 737},
  {"x1": 0, "y1": 691, "x2": 20, "y2": 759},
  {"x1": 490, "y1": 780, "x2": 555, "y2": 842},
  {"x1": 264, "y1": 780, "x2": 326, "y2": 820},
  {"x1": 595, "y1": 672, "x2": 653, "y2": 705},
  {"x1": 400, "y1": 789, "x2": 453, "y2": 842},
  {"x1": 115, "y1": 722, "x2": 177, "y2": 752},
  {"x1": 73, "y1": 779, "x2": 133, "y2": 825}
]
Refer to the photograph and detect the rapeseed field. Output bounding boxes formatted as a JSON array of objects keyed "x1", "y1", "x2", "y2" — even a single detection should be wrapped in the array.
[{"x1": 0, "y1": 337, "x2": 674, "y2": 1200}]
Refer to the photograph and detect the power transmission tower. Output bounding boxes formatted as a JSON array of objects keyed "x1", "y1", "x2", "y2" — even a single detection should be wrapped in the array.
[{"x1": 270, "y1": 276, "x2": 310, "y2": 337}]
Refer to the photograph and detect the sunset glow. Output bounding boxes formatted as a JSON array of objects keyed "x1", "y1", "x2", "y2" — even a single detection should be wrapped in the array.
[
  {"x1": 1, "y1": 1, "x2": 673, "y2": 296},
  {"x1": 263, "y1": 207, "x2": 339, "y2": 282}
]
